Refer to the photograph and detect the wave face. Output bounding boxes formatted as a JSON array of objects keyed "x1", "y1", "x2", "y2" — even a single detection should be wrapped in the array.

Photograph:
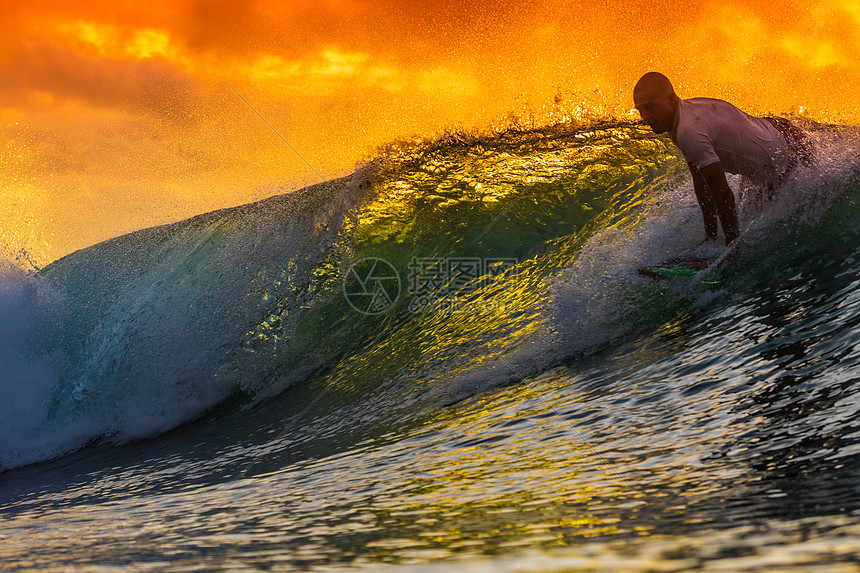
[{"x1": 1, "y1": 119, "x2": 859, "y2": 474}]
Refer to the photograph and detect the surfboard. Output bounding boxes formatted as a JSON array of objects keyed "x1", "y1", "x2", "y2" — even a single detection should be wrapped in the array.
[{"x1": 637, "y1": 255, "x2": 719, "y2": 280}]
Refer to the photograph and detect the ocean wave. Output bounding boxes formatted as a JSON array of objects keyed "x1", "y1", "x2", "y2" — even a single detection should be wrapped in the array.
[{"x1": 2, "y1": 118, "x2": 859, "y2": 471}]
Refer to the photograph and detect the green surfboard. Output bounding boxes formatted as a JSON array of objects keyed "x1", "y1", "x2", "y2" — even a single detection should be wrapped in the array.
[{"x1": 637, "y1": 256, "x2": 719, "y2": 280}]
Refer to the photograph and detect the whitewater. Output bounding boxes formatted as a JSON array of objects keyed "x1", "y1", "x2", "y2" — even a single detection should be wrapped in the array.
[{"x1": 2, "y1": 118, "x2": 860, "y2": 571}]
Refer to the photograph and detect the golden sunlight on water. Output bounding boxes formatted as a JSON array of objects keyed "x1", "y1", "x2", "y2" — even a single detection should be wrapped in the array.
[{"x1": 1, "y1": 0, "x2": 859, "y2": 265}]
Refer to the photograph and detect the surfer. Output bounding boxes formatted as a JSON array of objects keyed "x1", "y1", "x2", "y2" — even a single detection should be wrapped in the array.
[{"x1": 633, "y1": 72, "x2": 812, "y2": 246}]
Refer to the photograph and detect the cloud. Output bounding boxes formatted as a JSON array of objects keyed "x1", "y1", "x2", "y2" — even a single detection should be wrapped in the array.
[
  {"x1": 0, "y1": 40, "x2": 200, "y2": 124},
  {"x1": 0, "y1": 0, "x2": 857, "y2": 126}
]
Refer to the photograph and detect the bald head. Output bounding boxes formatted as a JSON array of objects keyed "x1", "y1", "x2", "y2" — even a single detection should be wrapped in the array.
[
  {"x1": 634, "y1": 72, "x2": 675, "y2": 100},
  {"x1": 633, "y1": 72, "x2": 679, "y2": 134}
]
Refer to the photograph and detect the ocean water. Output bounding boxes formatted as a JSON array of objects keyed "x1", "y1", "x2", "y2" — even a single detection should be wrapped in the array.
[{"x1": 3, "y1": 120, "x2": 860, "y2": 571}]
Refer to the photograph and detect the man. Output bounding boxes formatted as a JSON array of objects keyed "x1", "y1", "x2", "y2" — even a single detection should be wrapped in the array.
[{"x1": 633, "y1": 72, "x2": 810, "y2": 246}]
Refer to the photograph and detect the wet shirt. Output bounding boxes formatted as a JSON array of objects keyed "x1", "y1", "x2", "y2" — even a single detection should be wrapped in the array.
[{"x1": 669, "y1": 98, "x2": 789, "y2": 184}]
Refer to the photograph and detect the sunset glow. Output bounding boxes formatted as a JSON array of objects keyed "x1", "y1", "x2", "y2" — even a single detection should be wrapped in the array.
[{"x1": 2, "y1": 0, "x2": 860, "y2": 264}]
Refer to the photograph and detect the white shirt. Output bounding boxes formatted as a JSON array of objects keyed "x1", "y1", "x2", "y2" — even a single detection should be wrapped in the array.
[{"x1": 669, "y1": 98, "x2": 789, "y2": 184}]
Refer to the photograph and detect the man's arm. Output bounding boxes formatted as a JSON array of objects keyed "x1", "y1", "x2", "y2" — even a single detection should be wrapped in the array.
[
  {"x1": 690, "y1": 161, "x2": 739, "y2": 245},
  {"x1": 690, "y1": 164, "x2": 718, "y2": 241}
]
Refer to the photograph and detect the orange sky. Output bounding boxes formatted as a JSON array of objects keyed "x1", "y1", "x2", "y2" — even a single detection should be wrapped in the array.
[{"x1": 2, "y1": 0, "x2": 859, "y2": 264}]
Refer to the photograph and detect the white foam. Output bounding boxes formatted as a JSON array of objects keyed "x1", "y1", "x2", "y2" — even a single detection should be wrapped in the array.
[
  {"x1": 547, "y1": 177, "x2": 701, "y2": 357},
  {"x1": 738, "y1": 126, "x2": 860, "y2": 245},
  {"x1": 0, "y1": 271, "x2": 78, "y2": 470}
]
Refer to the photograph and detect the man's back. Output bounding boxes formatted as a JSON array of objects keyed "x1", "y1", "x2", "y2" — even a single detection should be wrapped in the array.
[{"x1": 670, "y1": 97, "x2": 789, "y2": 185}]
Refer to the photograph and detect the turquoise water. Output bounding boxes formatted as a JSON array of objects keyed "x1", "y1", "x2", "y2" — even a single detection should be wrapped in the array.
[{"x1": 2, "y1": 120, "x2": 860, "y2": 571}]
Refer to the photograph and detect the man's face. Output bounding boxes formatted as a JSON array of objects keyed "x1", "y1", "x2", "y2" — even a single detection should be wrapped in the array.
[{"x1": 634, "y1": 89, "x2": 675, "y2": 134}]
